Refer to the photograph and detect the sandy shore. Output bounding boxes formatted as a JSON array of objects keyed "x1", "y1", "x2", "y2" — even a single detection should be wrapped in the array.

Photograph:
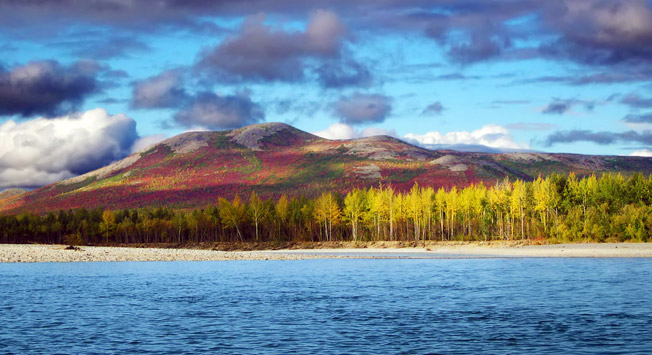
[
  {"x1": 273, "y1": 243, "x2": 652, "y2": 258},
  {"x1": 1, "y1": 243, "x2": 652, "y2": 262},
  {"x1": 0, "y1": 244, "x2": 336, "y2": 263}
]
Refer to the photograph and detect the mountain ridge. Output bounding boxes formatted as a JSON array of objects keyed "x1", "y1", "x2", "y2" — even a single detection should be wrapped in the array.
[{"x1": 2, "y1": 122, "x2": 652, "y2": 214}]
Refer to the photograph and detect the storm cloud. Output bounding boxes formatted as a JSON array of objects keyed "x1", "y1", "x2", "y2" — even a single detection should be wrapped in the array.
[{"x1": 0, "y1": 60, "x2": 100, "y2": 117}]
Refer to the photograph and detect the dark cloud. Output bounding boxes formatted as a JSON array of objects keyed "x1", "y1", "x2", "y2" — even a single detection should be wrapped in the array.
[
  {"x1": 97, "y1": 98, "x2": 128, "y2": 104},
  {"x1": 131, "y1": 70, "x2": 188, "y2": 109},
  {"x1": 0, "y1": 1, "x2": 532, "y2": 36},
  {"x1": 542, "y1": 100, "x2": 574, "y2": 115},
  {"x1": 423, "y1": 102, "x2": 445, "y2": 115},
  {"x1": 622, "y1": 113, "x2": 652, "y2": 124},
  {"x1": 541, "y1": 0, "x2": 652, "y2": 68},
  {"x1": 334, "y1": 93, "x2": 392, "y2": 124},
  {"x1": 173, "y1": 92, "x2": 264, "y2": 129},
  {"x1": 545, "y1": 129, "x2": 652, "y2": 146},
  {"x1": 541, "y1": 98, "x2": 598, "y2": 115},
  {"x1": 448, "y1": 31, "x2": 510, "y2": 64},
  {"x1": 0, "y1": 0, "x2": 235, "y2": 36},
  {"x1": 104, "y1": 69, "x2": 130, "y2": 79},
  {"x1": 2, "y1": 0, "x2": 652, "y2": 71},
  {"x1": 434, "y1": 73, "x2": 482, "y2": 80},
  {"x1": 196, "y1": 10, "x2": 345, "y2": 83},
  {"x1": 316, "y1": 58, "x2": 372, "y2": 88},
  {"x1": 621, "y1": 93, "x2": 652, "y2": 109},
  {"x1": 525, "y1": 70, "x2": 652, "y2": 86},
  {"x1": 0, "y1": 60, "x2": 100, "y2": 117}
]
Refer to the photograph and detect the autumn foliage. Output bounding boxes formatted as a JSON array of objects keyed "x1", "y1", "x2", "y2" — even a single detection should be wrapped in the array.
[{"x1": 3, "y1": 172, "x2": 652, "y2": 245}]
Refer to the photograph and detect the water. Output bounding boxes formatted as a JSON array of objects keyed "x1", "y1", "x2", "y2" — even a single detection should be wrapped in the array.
[{"x1": 1, "y1": 259, "x2": 652, "y2": 354}]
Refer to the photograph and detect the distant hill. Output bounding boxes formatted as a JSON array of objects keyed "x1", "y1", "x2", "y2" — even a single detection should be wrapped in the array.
[
  {"x1": 2, "y1": 122, "x2": 652, "y2": 213},
  {"x1": 0, "y1": 188, "x2": 27, "y2": 204}
]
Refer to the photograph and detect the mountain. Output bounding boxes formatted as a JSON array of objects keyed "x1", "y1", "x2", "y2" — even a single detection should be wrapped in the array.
[
  {"x1": 0, "y1": 188, "x2": 27, "y2": 208},
  {"x1": 2, "y1": 122, "x2": 652, "y2": 213}
]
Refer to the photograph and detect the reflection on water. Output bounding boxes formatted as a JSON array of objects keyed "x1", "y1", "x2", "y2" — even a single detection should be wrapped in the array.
[{"x1": 1, "y1": 259, "x2": 651, "y2": 354}]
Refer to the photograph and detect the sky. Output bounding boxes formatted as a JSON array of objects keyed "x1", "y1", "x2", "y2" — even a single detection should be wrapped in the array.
[{"x1": 2, "y1": 0, "x2": 652, "y2": 188}]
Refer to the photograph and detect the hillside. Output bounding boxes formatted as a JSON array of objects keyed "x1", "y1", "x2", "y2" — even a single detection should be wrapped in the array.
[{"x1": 2, "y1": 122, "x2": 652, "y2": 213}]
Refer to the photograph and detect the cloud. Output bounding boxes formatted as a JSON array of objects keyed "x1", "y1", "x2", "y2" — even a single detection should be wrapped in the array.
[
  {"x1": 52, "y1": 34, "x2": 150, "y2": 60},
  {"x1": 630, "y1": 149, "x2": 652, "y2": 157},
  {"x1": 196, "y1": 10, "x2": 346, "y2": 83},
  {"x1": 0, "y1": 60, "x2": 100, "y2": 117},
  {"x1": 173, "y1": 92, "x2": 264, "y2": 130},
  {"x1": 131, "y1": 134, "x2": 167, "y2": 153},
  {"x1": 448, "y1": 30, "x2": 509, "y2": 64},
  {"x1": 316, "y1": 58, "x2": 372, "y2": 88},
  {"x1": 545, "y1": 129, "x2": 652, "y2": 146},
  {"x1": 621, "y1": 93, "x2": 652, "y2": 109},
  {"x1": 0, "y1": 108, "x2": 138, "y2": 188},
  {"x1": 622, "y1": 113, "x2": 652, "y2": 124},
  {"x1": 506, "y1": 122, "x2": 558, "y2": 131},
  {"x1": 423, "y1": 101, "x2": 445, "y2": 115},
  {"x1": 130, "y1": 68, "x2": 268, "y2": 130},
  {"x1": 434, "y1": 73, "x2": 482, "y2": 81},
  {"x1": 404, "y1": 124, "x2": 526, "y2": 150},
  {"x1": 5, "y1": 1, "x2": 652, "y2": 84},
  {"x1": 526, "y1": 71, "x2": 652, "y2": 85},
  {"x1": 542, "y1": 100, "x2": 574, "y2": 115},
  {"x1": 3, "y1": 1, "x2": 652, "y2": 71},
  {"x1": 131, "y1": 70, "x2": 188, "y2": 109},
  {"x1": 541, "y1": 98, "x2": 599, "y2": 115},
  {"x1": 542, "y1": 0, "x2": 652, "y2": 67},
  {"x1": 333, "y1": 93, "x2": 392, "y2": 124},
  {"x1": 313, "y1": 123, "x2": 396, "y2": 140}
]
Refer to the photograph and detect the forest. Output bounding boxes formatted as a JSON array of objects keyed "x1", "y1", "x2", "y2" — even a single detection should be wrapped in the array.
[{"x1": 2, "y1": 172, "x2": 652, "y2": 245}]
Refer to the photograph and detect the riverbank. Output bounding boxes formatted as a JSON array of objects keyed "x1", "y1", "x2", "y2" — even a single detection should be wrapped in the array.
[
  {"x1": 272, "y1": 242, "x2": 652, "y2": 258},
  {"x1": 1, "y1": 242, "x2": 652, "y2": 262},
  {"x1": 0, "y1": 244, "x2": 335, "y2": 263}
]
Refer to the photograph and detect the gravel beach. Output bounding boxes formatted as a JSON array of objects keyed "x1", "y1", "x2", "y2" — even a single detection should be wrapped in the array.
[
  {"x1": 2, "y1": 243, "x2": 652, "y2": 262},
  {"x1": 274, "y1": 242, "x2": 652, "y2": 258},
  {"x1": 0, "y1": 244, "x2": 336, "y2": 263}
]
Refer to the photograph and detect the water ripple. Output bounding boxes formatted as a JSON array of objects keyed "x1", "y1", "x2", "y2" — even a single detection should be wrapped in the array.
[{"x1": 0, "y1": 259, "x2": 651, "y2": 354}]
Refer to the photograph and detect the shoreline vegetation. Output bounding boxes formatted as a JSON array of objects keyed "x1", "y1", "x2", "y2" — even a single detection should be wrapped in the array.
[
  {"x1": 2, "y1": 173, "x2": 652, "y2": 246},
  {"x1": 2, "y1": 242, "x2": 652, "y2": 262}
]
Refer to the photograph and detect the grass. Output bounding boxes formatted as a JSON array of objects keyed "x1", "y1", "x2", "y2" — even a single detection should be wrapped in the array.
[
  {"x1": 235, "y1": 151, "x2": 263, "y2": 175},
  {"x1": 386, "y1": 166, "x2": 426, "y2": 183}
]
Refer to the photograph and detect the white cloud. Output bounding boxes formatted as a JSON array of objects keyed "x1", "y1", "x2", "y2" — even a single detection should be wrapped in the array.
[
  {"x1": 313, "y1": 123, "x2": 397, "y2": 140},
  {"x1": 0, "y1": 108, "x2": 138, "y2": 187},
  {"x1": 131, "y1": 134, "x2": 167, "y2": 153},
  {"x1": 403, "y1": 124, "x2": 527, "y2": 150},
  {"x1": 630, "y1": 149, "x2": 652, "y2": 157}
]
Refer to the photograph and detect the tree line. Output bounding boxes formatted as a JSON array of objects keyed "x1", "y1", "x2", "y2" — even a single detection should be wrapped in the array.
[{"x1": 2, "y1": 172, "x2": 652, "y2": 245}]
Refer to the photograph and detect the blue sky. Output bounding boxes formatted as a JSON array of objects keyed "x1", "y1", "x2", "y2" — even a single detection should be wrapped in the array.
[{"x1": 1, "y1": 0, "x2": 652, "y2": 187}]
